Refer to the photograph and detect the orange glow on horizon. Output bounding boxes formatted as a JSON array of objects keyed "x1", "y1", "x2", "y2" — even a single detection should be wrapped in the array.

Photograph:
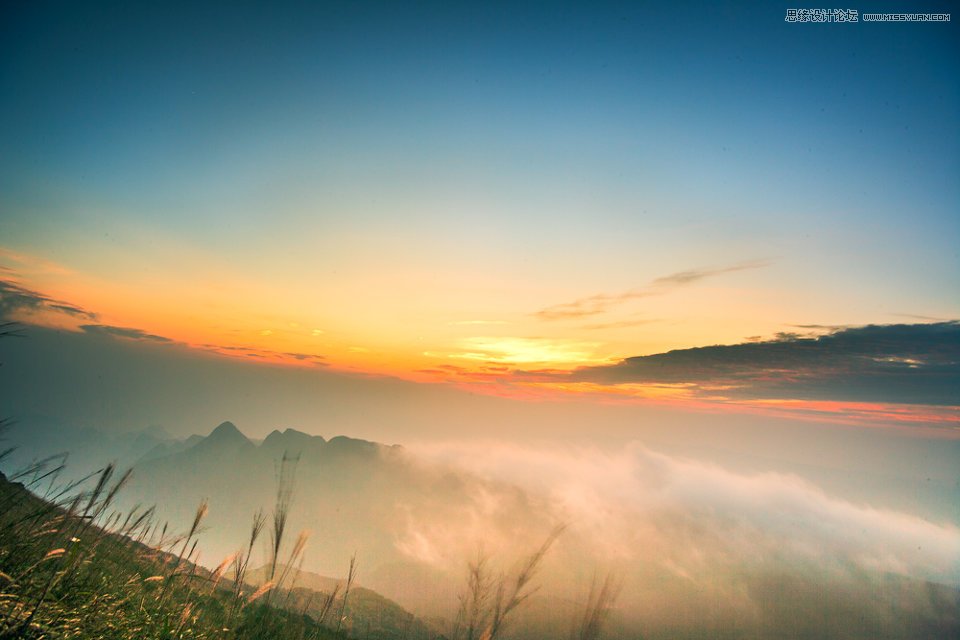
[{"x1": 2, "y1": 246, "x2": 958, "y2": 434}]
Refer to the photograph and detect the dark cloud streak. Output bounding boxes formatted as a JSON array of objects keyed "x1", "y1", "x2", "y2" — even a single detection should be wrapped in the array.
[
  {"x1": 80, "y1": 324, "x2": 173, "y2": 343},
  {"x1": 559, "y1": 322, "x2": 960, "y2": 406},
  {"x1": 0, "y1": 279, "x2": 98, "y2": 321}
]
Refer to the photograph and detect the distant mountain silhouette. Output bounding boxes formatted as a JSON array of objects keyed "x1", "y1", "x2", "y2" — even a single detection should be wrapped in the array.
[
  {"x1": 261, "y1": 428, "x2": 325, "y2": 458},
  {"x1": 1, "y1": 417, "x2": 180, "y2": 478},
  {"x1": 116, "y1": 422, "x2": 487, "y2": 619},
  {"x1": 139, "y1": 433, "x2": 205, "y2": 463}
]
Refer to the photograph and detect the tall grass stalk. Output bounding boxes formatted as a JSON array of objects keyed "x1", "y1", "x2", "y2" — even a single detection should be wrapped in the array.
[
  {"x1": 453, "y1": 524, "x2": 566, "y2": 640},
  {"x1": 268, "y1": 452, "x2": 299, "y2": 583},
  {"x1": 336, "y1": 553, "x2": 357, "y2": 634},
  {"x1": 572, "y1": 570, "x2": 623, "y2": 640}
]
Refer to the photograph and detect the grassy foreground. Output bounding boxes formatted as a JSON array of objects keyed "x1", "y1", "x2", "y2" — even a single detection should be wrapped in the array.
[{"x1": 0, "y1": 458, "x2": 345, "y2": 640}]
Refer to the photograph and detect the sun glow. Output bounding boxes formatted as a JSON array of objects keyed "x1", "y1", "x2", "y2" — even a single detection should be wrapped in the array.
[{"x1": 431, "y1": 336, "x2": 611, "y2": 367}]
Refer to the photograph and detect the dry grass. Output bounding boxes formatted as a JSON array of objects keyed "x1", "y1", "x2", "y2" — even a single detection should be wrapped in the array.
[
  {"x1": 453, "y1": 524, "x2": 567, "y2": 640},
  {"x1": 0, "y1": 447, "x2": 337, "y2": 640},
  {"x1": 571, "y1": 570, "x2": 623, "y2": 640}
]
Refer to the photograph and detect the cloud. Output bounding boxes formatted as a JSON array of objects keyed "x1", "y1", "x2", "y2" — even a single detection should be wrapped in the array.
[
  {"x1": 894, "y1": 313, "x2": 952, "y2": 322},
  {"x1": 650, "y1": 260, "x2": 770, "y2": 286},
  {"x1": 0, "y1": 279, "x2": 98, "y2": 321},
  {"x1": 535, "y1": 289, "x2": 655, "y2": 321},
  {"x1": 283, "y1": 351, "x2": 328, "y2": 365},
  {"x1": 535, "y1": 260, "x2": 770, "y2": 321},
  {"x1": 79, "y1": 324, "x2": 174, "y2": 343},
  {"x1": 580, "y1": 318, "x2": 659, "y2": 331},
  {"x1": 409, "y1": 439, "x2": 960, "y2": 613},
  {"x1": 196, "y1": 342, "x2": 327, "y2": 366},
  {"x1": 790, "y1": 323, "x2": 851, "y2": 331},
  {"x1": 558, "y1": 322, "x2": 960, "y2": 406}
]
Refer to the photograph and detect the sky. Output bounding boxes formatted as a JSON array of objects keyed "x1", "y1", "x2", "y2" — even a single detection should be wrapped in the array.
[{"x1": 0, "y1": 1, "x2": 958, "y2": 431}]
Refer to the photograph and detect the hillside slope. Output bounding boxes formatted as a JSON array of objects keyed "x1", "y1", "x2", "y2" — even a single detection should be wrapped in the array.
[
  {"x1": 247, "y1": 564, "x2": 441, "y2": 640},
  {"x1": 0, "y1": 466, "x2": 348, "y2": 639}
]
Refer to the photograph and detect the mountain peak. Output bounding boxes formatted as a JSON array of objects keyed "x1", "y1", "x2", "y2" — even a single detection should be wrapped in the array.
[
  {"x1": 325, "y1": 435, "x2": 379, "y2": 458},
  {"x1": 261, "y1": 428, "x2": 324, "y2": 455},
  {"x1": 201, "y1": 422, "x2": 253, "y2": 449},
  {"x1": 209, "y1": 421, "x2": 242, "y2": 438}
]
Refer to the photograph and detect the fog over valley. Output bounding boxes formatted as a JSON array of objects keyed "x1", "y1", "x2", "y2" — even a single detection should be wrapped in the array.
[{"x1": 5, "y1": 412, "x2": 958, "y2": 637}]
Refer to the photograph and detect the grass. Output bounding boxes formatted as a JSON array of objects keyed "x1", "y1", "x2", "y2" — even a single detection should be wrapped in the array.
[
  {"x1": 451, "y1": 525, "x2": 570, "y2": 640},
  {"x1": 571, "y1": 571, "x2": 623, "y2": 640},
  {"x1": 0, "y1": 449, "x2": 343, "y2": 640}
]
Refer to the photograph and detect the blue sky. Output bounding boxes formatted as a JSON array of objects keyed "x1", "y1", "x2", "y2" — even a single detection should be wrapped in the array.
[
  {"x1": 3, "y1": 2, "x2": 956, "y2": 246},
  {"x1": 0, "y1": 1, "x2": 957, "y2": 415}
]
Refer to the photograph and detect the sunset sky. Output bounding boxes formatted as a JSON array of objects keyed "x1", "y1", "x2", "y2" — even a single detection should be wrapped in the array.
[{"x1": 1, "y1": 1, "x2": 958, "y2": 430}]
